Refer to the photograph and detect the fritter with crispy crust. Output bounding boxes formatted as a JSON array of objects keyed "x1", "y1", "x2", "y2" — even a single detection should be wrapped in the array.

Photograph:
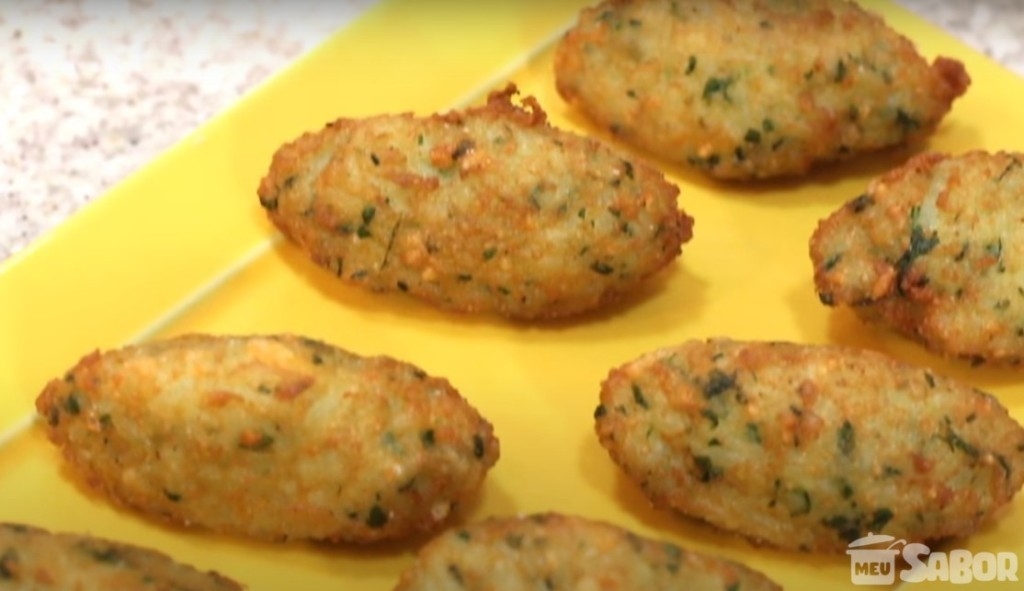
[
  {"x1": 596, "y1": 338, "x2": 1024, "y2": 553},
  {"x1": 35, "y1": 334, "x2": 499, "y2": 543},
  {"x1": 392, "y1": 512, "x2": 781, "y2": 591},
  {"x1": 257, "y1": 84, "x2": 691, "y2": 319},
  {"x1": 554, "y1": 0, "x2": 970, "y2": 180},
  {"x1": 0, "y1": 522, "x2": 242, "y2": 590},
  {"x1": 812, "y1": 151, "x2": 1024, "y2": 364}
]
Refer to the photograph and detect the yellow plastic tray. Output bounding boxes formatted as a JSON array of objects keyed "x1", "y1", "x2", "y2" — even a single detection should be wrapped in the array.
[{"x1": 2, "y1": 1, "x2": 1023, "y2": 589}]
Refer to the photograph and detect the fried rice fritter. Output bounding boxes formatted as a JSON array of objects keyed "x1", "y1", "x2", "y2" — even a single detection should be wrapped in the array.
[
  {"x1": 0, "y1": 522, "x2": 242, "y2": 590},
  {"x1": 596, "y1": 338, "x2": 1024, "y2": 553},
  {"x1": 35, "y1": 334, "x2": 499, "y2": 543},
  {"x1": 257, "y1": 84, "x2": 692, "y2": 319},
  {"x1": 554, "y1": 0, "x2": 970, "y2": 180},
  {"x1": 392, "y1": 512, "x2": 782, "y2": 591},
  {"x1": 812, "y1": 150, "x2": 1024, "y2": 364}
]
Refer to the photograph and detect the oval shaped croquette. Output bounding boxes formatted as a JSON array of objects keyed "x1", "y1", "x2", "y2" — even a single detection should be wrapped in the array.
[
  {"x1": 393, "y1": 513, "x2": 782, "y2": 591},
  {"x1": 812, "y1": 150, "x2": 1024, "y2": 364},
  {"x1": 596, "y1": 338, "x2": 1024, "y2": 552},
  {"x1": 35, "y1": 334, "x2": 499, "y2": 543},
  {"x1": 0, "y1": 522, "x2": 243, "y2": 591},
  {"x1": 554, "y1": 0, "x2": 969, "y2": 180},
  {"x1": 257, "y1": 84, "x2": 692, "y2": 319}
]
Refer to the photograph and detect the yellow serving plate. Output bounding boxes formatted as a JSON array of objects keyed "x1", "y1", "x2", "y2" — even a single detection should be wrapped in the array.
[{"x1": 2, "y1": 1, "x2": 1023, "y2": 588}]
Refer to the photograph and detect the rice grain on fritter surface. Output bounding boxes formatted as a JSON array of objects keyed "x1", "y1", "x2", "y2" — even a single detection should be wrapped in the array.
[
  {"x1": 596, "y1": 338, "x2": 1024, "y2": 553},
  {"x1": 0, "y1": 522, "x2": 243, "y2": 590},
  {"x1": 392, "y1": 513, "x2": 782, "y2": 591},
  {"x1": 554, "y1": 0, "x2": 970, "y2": 180},
  {"x1": 35, "y1": 334, "x2": 499, "y2": 543},
  {"x1": 257, "y1": 84, "x2": 691, "y2": 319},
  {"x1": 812, "y1": 150, "x2": 1024, "y2": 364}
]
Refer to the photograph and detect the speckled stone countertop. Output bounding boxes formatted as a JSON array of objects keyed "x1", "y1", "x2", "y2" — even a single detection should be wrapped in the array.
[{"x1": 2, "y1": 0, "x2": 1023, "y2": 264}]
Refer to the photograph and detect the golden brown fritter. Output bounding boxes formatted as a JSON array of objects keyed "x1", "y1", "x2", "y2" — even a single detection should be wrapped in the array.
[
  {"x1": 0, "y1": 522, "x2": 242, "y2": 590},
  {"x1": 257, "y1": 84, "x2": 691, "y2": 319},
  {"x1": 596, "y1": 338, "x2": 1024, "y2": 553},
  {"x1": 812, "y1": 151, "x2": 1024, "y2": 364},
  {"x1": 392, "y1": 512, "x2": 781, "y2": 591},
  {"x1": 35, "y1": 334, "x2": 499, "y2": 543},
  {"x1": 554, "y1": 0, "x2": 970, "y2": 180}
]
